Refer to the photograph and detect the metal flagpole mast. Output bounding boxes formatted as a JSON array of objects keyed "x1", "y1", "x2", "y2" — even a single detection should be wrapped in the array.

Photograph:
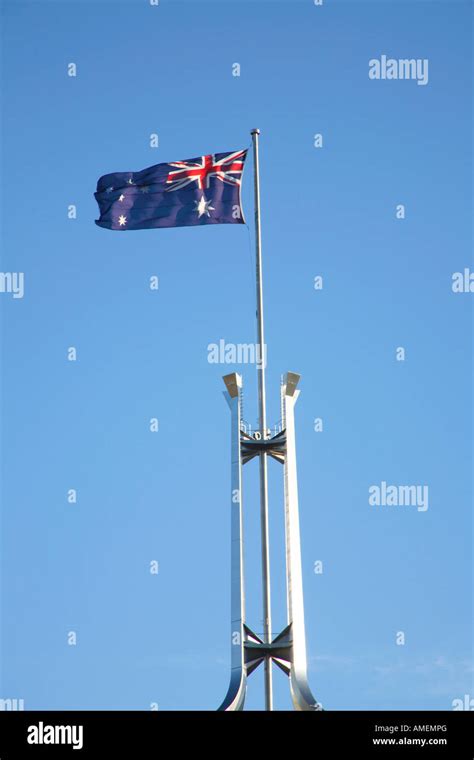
[{"x1": 251, "y1": 127, "x2": 273, "y2": 711}]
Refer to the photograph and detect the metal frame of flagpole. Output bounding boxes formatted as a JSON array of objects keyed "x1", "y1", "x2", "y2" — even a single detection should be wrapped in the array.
[{"x1": 218, "y1": 130, "x2": 322, "y2": 711}]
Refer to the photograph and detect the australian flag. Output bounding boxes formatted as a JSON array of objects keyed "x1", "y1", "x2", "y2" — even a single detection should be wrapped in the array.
[{"x1": 95, "y1": 149, "x2": 247, "y2": 231}]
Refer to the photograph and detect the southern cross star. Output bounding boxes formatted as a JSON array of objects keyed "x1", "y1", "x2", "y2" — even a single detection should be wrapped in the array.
[
  {"x1": 118, "y1": 215, "x2": 127, "y2": 226},
  {"x1": 118, "y1": 194, "x2": 125, "y2": 202},
  {"x1": 195, "y1": 195, "x2": 215, "y2": 218}
]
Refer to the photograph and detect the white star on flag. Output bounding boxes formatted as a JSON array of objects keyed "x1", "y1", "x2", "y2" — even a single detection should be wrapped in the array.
[
  {"x1": 118, "y1": 215, "x2": 127, "y2": 226},
  {"x1": 195, "y1": 195, "x2": 215, "y2": 218}
]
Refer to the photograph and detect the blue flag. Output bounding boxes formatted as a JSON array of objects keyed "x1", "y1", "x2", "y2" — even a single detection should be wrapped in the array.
[{"x1": 95, "y1": 149, "x2": 247, "y2": 231}]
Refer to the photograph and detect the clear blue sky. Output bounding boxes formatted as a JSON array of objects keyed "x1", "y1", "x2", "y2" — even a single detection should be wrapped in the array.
[{"x1": 0, "y1": 0, "x2": 472, "y2": 710}]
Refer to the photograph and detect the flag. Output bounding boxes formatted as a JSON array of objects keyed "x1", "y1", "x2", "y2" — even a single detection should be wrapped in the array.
[{"x1": 94, "y1": 149, "x2": 247, "y2": 231}]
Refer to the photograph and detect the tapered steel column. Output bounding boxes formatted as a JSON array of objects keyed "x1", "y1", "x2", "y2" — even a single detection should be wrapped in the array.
[
  {"x1": 281, "y1": 372, "x2": 322, "y2": 710},
  {"x1": 219, "y1": 373, "x2": 247, "y2": 710}
]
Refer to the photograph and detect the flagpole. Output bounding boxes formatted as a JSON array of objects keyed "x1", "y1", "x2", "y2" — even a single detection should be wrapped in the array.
[{"x1": 251, "y1": 128, "x2": 273, "y2": 711}]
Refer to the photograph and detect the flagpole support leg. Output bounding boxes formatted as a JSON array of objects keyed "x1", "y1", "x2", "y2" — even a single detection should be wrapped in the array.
[
  {"x1": 218, "y1": 373, "x2": 247, "y2": 711},
  {"x1": 281, "y1": 373, "x2": 323, "y2": 711}
]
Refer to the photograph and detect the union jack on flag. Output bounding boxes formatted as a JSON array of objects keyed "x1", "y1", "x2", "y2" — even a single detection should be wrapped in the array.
[
  {"x1": 94, "y1": 149, "x2": 248, "y2": 231},
  {"x1": 166, "y1": 150, "x2": 246, "y2": 192}
]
